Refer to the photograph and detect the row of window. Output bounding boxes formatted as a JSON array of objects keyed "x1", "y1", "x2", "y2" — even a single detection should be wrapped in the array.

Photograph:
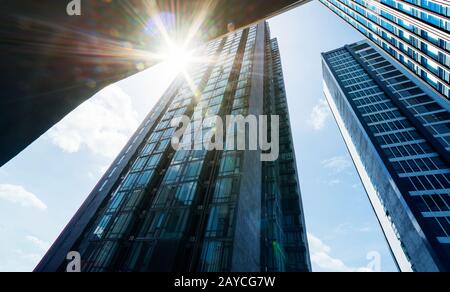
[
  {"x1": 362, "y1": 49, "x2": 450, "y2": 149},
  {"x1": 197, "y1": 31, "x2": 257, "y2": 271},
  {"x1": 322, "y1": 0, "x2": 450, "y2": 99},
  {"x1": 344, "y1": 48, "x2": 450, "y2": 239}
]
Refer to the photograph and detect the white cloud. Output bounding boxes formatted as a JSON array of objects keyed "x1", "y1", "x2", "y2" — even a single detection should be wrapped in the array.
[
  {"x1": 0, "y1": 184, "x2": 47, "y2": 210},
  {"x1": 358, "y1": 226, "x2": 373, "y2": 233},
  {"x1": 47, "y1": 85, "x2": 139, "y2": 158},
  {"x1": 333, "y1": 223, "x2": 353, "y2": 235},
  {"x1": 322, "y1": 156, "x2": 352, "y2": 174},
  {"x1": 329, "y1": 179, "x2": 341, "y2": 186},
  {"x1": 0, "y1": 250, "x2": 42, "y2": 272},
  {"x1": 308, "y1": 233, "x2": 373, "y2": 272},
  {"x1": 330, "y1": 223, "x2": 375, "y2": 239},
  {"x1": 307, "y1": 99, "x2": 331, "y2": 130},
  {"x1": 26, "y1": 236, "x2": 50, "y2": 251}
]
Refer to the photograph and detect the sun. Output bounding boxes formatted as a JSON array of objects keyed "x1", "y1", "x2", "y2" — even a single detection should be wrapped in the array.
[{"x1": 163, "y1": 44, "x2": 194, "y2": 74}]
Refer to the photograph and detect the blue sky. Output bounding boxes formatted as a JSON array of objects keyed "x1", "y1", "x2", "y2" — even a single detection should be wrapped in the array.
[{"x1": 0, "y1": 2, "x2": 397, "y2": 272}]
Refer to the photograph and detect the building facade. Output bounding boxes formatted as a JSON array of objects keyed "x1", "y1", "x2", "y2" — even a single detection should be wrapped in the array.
[
  {"x1": 322, "y1": 40, "x2": 450, "y2": 272},
  {"x1": 35, "y1": 22, "x2": 311, "y2": 272},
  {"x1": 320, "y1": 0, "x2": 450, "y2": 100}
]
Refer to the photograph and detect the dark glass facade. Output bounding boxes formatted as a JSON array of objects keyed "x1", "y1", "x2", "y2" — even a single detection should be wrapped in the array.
[
  {"x1": 323, "y1": 40, "x2": 450, "y2": 272},
  {"x1": 261, "y1": 29, "x2": 311, "y2": 272},
  {"x1": 320, "y1": 0, "x2": 450, "y2": 100},
  {"x1": 36, "y1": 22, "x2": 311, "y2": 272}
]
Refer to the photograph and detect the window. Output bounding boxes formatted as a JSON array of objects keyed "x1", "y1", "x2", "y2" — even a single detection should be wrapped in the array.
[
  {"x1": 131, "y1": 157, "x2": 147, "y2": 172},
  {"x1": 191, "y1": 150, "x2": 207, "y2": 160},
  {"x1": 153, "y1": 186, "x2": 174, "y2": 207},
  {"x1": 219, "y1": 154, "x2": 241, "y2": 175},
  {"x1": 198, "y1": 241, "x2": 231, "y2": 272},
  {"x1": 162, "y1": 128, "x2": 175, "y2": 139},
  {"x1": 173, "y1": 151, "x2": 189, "y2": 164},
  {"x1": 174, "y1": 182, "x2": 197, "y2": 206},
  {"x1": 141, "y1": 143, "x2": 156, "y2": 156},
  {"x1": 107, "y1": 213, "x2": 132, "y2": 239},
  {"x1": 205, "y1": 206, "x2": 234, "y2": 238},
  {"x1": 120, "y1": 173, "x2": 138, "y2": 191},
  {"x1": 98, "y1": 180, "x2": 109, "y2": 192},
  {"x1": 165, "y1": 165, "x2": 182, "y2": 183},
  {"x1": 144, "y1": 211, "x2": 167, "y2": 237},
  {"x1": 89, "y1": 241, "x2": 118, "y2": 270},
  {"x1": 123, "y1": 190, "x2": 145, "y2": 211},
  {"x1": 209, "y1": 96, "x2": 223, "y2": 106},
  {"x1": 149, "y1": 131, "x2": 163, "y2": 143},
  {"x1": 125, "y1": 242, "x2": 154, "y2": 272},
  {"x1": 155, "y1": 139, "x2": 170, "y2": 153},
  {"x1": 107, "y1": 167, "x2": 118, "y2": 178},
  {"x1": 107, "y1": 192, "x2": 126, "y2": 213},
  {"x1": 93, "y1": 215, "x2": 112, "y2": 239},
  {"x1": 162, "y1": 209, "x2": 189, "y2": 237},
  {"x1": 183, "y1": 161, "x2": 203, "y2": 180},
  {"x1": 212, "y1": 178, "x2": 236, "y2": 203},
  {"x1": 135, "y1": 170, "x2": 153, "y2": 188},
  {"x1": 145, "y1": 154, "x2": 162, "y2": 169}
]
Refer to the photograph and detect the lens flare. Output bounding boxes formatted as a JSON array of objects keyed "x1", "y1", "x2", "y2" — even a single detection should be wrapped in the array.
[{"x1": 163, "y1": 44, "x2": 194, "y2": 74}]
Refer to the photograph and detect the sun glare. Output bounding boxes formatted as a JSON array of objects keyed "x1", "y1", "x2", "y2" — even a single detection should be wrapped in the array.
[
  {"x1": 163, "y1": 44, "x2": 194, "y2": 74},
  {"x1": 142, "y1": 0, "x2": 218, "y2": 91}
]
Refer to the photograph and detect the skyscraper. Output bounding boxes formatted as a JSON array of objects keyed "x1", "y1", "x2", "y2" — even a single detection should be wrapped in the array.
[
  {"x1": 35, "y1": 22, "x2": 311, "y2": 272},
  {"x1": 322, "y1": 40, "x2": 450, "y2": 272},
  {"x1": 320, "y1": 0, "x2": 450, "y2": 100}
]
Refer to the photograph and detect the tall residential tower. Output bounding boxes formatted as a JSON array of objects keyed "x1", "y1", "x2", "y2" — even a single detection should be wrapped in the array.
[
  {"x1": 323, "y1": 40, "x2": 450, "y2": 272},
  {"x1": 36, "y1": 22, "x2": 311, "y2": 272}
]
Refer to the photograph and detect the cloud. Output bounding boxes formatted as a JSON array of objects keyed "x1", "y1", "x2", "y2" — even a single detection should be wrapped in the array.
[
  {"x1": 333, "y1": 223, "x2": 372, "y2": 235},
  {"x1": 307, "y1": 99, "x2": 331, "y2": 130},
  {"x1": 358, "y1": 226, "x2": 373, "y2": 233},
  {"x1": 322, "y1": 156, "x2": 352, "y2": 174},
  {"x1": 0, "y1": 250, "x2": 43, "y2": 272},
  {"x1": 308, "y1": 233, "x2": 373, "y2": 272},
  {"x1": 333, "y1": 223, "x2": 353, "y2": 235},
  {"x1": 26, "y1": 236, "x2": 50, "y2": 251},
  {"x1": 0, "y1": 184, "x2": 47, "y2": 210},
  {"x1": 329, "y1": 179, "x2": 341, "y2": 186},
  {"x1": 47, "y1": 85, "x2": 139, "y2": 158}
]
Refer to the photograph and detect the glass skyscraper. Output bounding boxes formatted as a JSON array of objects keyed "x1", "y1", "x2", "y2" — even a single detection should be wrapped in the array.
[
  {"x1": 322, "y1": 40, "x2": 450, "y2": 272},
  {"x1": 320, "y1": 0, "x2": 450, "y2": 100},
  {"x1": 35, "y1": 22, "x2": 311, "y2": 272}
]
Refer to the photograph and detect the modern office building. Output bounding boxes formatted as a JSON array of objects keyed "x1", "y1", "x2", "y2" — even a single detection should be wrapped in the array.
[
  {"x1": 320, "y1": 0, "x2": 450, "y2": 100},
  {"x1": 322, "y1": 40, "x2": 450, "y2": 272},
  {"x1": 35, "y1": 22, "x2": 311, "y2": 272}
]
